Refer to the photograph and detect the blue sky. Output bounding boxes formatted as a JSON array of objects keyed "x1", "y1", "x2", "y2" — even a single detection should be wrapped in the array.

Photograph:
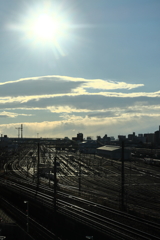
[{"x1": 0, "y1": 0, "x2": 160, "y2": 139}]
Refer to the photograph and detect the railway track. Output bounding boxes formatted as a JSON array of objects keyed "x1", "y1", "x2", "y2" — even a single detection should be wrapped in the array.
[
  {"x1": 1, "y1": 173, "x2": 160, "y2": 240},
  {"x1": 1, "y1": 147, "x2": 160, "y2": 239}
]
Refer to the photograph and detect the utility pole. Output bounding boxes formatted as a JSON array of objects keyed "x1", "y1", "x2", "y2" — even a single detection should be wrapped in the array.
[
  {"x1": 27, "y1": 159, "x2": 29, "y2": 178},
  {"x1": 15, "y1": 124, "x2": 23, "y2": 138},
  {"x1": 37, "y1": 143, "x2": 40, "y2": 187},
  {"x1": 121, "y1": 140, "x2": 125, "y2": 211},
  {"x1": 53, "y1": 156, "x2": 57, "y2": 213},
  {"x1": 21, "y1": 124, "x2": 23, "y2": 138},
  {"x1": 15, "y1": 127, "x2": 21, "y2": 138},
  {"x1": 79, "y1": 158, "x2": 81, "y2": 192},
  {"x1": 32, "y1": 156, "x2": 36, "y2": 182}
]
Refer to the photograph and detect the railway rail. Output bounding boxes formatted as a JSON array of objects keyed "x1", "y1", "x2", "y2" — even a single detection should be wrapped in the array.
[
  {"x1": 1, "y1": 168, "x2": 160, "y2": 240},
  {"x1": 1, "y1": 144, "x2": 160, "y2": 239}
]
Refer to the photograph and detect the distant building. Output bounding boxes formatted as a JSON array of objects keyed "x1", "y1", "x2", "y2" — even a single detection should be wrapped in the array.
[
  {"x1": 128, "y1": 132, "x2": 135, "y2": 141},
  {"x1": 97, "y1": 145, "x2": 131, "y2": 160},
  {"x1": 127, "y1": 132, "x2": 146, "y2": 145},
  {"x1": 97, "y1": 136, "x2": 101, "y2": 140},
  {"x1": 138, "y1": 134, "x2": 143, "y2": 138},
  {"x1": 103, "y1": 134, "x2": 110, "y2": 140},
  {"x1": 77, "y1": 133, "x2": 83, "y2": 141},
  {"x1": 144, "y1": 133, "x2": 154, "y2": 144},
  {"x1": 110, "y1": 136, "x2": 115, "y2": 141},
  {"x1": 79, "y1": 140, "x2": 97, "y2": 154},
  {"x1": 136, "y1": 135, "x2": 146, "y2": 144},
  {"x1": 154, "y1": 126, "x2": 160, "y2": 146},
  {"x1": 72, "y1": 133, "x2": 83, "y2": 142},
  {"x1": 118, "y1": 135, "x2": 126, "y2": 141},
  {"x1": 64, "y1": 137, "x2": 70, "y2": 140},
  {"x1": 87, "y1": 136, "x2": 92, "y2": 141},
  {"x1": 96, "y1": 134, "x2": 111, "y2": 146}
]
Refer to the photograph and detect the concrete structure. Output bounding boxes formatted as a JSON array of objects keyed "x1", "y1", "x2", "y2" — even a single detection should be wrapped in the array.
[{"x1": 97, "y1": 145, "x2": 131, "y2": 160}]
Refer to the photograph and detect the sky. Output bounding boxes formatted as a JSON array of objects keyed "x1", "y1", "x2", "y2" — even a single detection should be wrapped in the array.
[{"x1": 0, "y1": 0, "x2": 160, "y2": 139}]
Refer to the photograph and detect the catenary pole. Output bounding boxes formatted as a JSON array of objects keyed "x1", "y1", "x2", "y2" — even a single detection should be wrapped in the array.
[{"x1": 121, "y1": 140, "x2": 125, "y2": 211}]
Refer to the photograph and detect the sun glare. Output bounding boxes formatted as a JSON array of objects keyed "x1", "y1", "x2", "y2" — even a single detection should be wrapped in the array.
[
  {"x1": 32, "y1": 14, "x2": 67, "y2": 41},
  {"x1": 18, "y1": 8, "x2": 71, "y2": 52},
  {"x1": 34, "y1": 14, "x2": 56, "y2": 39},
  {"x1": 8, "y1": 5, "x2": 73, "y2": 56}
]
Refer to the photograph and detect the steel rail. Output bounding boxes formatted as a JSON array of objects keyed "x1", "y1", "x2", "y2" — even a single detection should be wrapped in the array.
[
  {"x1": 1, "y1": 179, "x2": 160, "y2": 240},
  {"x1": 3, "y1": 161, "x2": 160, "y2": 232}
]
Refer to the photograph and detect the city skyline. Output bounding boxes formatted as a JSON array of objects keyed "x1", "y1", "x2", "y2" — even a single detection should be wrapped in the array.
[{"x1": 0, "y1": 0, "x2": 160, "y2": 138}]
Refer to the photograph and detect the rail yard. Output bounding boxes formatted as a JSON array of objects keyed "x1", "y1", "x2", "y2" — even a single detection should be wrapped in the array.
[{"x1": 0, "y1": 140, "x2": 160, "y2": 240}]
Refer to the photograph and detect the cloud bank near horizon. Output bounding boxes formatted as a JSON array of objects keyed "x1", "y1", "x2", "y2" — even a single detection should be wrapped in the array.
[{"x1": 0, "y1": 75, "x2": 159, "y2": 138}]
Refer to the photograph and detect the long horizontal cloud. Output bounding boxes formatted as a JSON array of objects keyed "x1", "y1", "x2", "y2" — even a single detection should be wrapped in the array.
[
  {"x1": 0, "y1": 75, "x2": 144, "y2": 97},
  {"x1": 0, "y1": 95, "x2": 160, "y2": 111},
  {"x1": 0, "y1": 75, "x2": 152, "y2": 113}
]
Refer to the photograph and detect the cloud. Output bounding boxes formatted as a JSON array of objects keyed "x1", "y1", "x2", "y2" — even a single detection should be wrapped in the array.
[
  {"x1": 0, "y1": 75, "x2": 159, "y2": 118},
  {"x1": 0, "y1": 91, "x2": 160, "y2": 123},
  {"x1": 0, "y1": 75, "x2": 159, "y2": 138},
  {"x1": 77, "y1": 79, "x2": 144, "y2": 90},
  {"x1": 0, "y1": 75, "x2": 144, "y2": 98},
  {"x1": 1, "y1": 94, "x2": 160, "y2": 112},
  {"x1": 0, "y1": 76, "x2": 81, "y2": 97},
  {"x1": 0, "y1": 111, "x2": 32, "y2": 118},
  {"x1": 87, "y1": 111, "x2": 119, "y2": 118},
  {"x1": 0, "y1": 114, "x2": 159, "y2": 139}
]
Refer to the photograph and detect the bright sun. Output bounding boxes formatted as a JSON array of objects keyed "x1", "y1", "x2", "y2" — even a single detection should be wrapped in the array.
[
  {"x1": 33, "y1": 14, "x2": 58, "y2": 40},
  {"x1": 31, "y1": 13, "x2": 68, "y2": 42},
  {"x1": 8, "y1": 6, "x2": 72, "y2": 55},
  {"x1": 19, "y1": 8, "x2": 71, "y2": 49}
]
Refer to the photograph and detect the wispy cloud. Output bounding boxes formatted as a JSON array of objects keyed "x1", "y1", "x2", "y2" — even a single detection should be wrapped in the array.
[
  {"x1": 74, "y1": 79, "x2": 144, "y2": 91},
  {"x1": 0, "y1": 111, "x2": 32, "y2": 118}
]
